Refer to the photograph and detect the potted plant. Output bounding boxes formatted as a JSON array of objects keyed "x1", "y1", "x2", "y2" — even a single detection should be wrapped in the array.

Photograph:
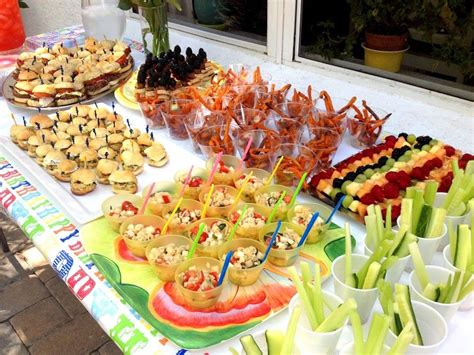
[
  {"x1": 192, "y1": 0, "x2": 229, "y2": 29},
  {"x1": 352, "y1": 0, "x2": 414, "y2": 72}
]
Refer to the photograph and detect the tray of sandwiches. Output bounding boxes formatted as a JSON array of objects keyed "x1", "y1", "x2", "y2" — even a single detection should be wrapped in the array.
[{"x1": 3, "y1": 37, "x2": 134, "y2": 110}]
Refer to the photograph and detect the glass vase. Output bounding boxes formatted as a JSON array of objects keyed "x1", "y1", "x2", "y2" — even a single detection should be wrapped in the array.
[{"x1": 139, "y1": 4, "x2": 170, "y2": 56}]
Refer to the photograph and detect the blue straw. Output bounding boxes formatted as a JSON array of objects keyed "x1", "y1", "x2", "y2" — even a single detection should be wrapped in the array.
[
  {"x1": 297, "y1": 212, "x2": 320, "y2": 247},
  {"x1": 325, "y1": 195, "x2": 345, "y2": 225},
  {"x1": 261, "y1": 220, "x2": 282, "y2": 263},
  {"x1": 217, "y1": 251, "x2": 233, "y2": 286}
]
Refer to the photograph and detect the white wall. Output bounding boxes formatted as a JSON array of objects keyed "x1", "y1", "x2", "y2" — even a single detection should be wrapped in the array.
[{"x1": 20, "y1": 0, "x2": 81, "y2": 36}]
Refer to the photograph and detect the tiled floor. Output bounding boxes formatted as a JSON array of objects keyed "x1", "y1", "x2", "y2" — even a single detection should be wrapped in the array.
[{"x1": 0, "y1": 213, "x2": 122, "y2": 355}]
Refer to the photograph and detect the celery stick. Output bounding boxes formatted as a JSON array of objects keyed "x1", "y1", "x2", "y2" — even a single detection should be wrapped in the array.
[
  {"x1": 412, "y1": 189, "x2": 425, "y2": 229},
  {"x1": 375, "y1": 205, "x2": 384, "y2": 245},
  {"x1": 367, "y1": 204, "x2": 376, "y2": 216},
  {"x1": 385, "y1": 204, "x2": 392, "y2": 233},
  {"x1": 313, "y1": 263, "x2": 324, "y2": 325},
  {"x1": 459, "y1": 279, "x2": 474, "y2": 301},
  {"x1": 437, "y1": 276, "x2": 452, "y2": 303},
  {"x1": 280, "y1": 305, "x2": 301, "y2": 355},
  {"x1": 448, "y1": 270, "x2": 464, "y2": 303},
  {"x1": 422, "y1": 283, "x2": 439, "y2": 301},
  {"x1": 300, "y1": 261, "x2": 312, "y2": 302},
  {"x1": 378, "y1": 281, "x2": 397, "y2": 332},
  {"x1": 387, "y1": 323, "x2": 414, "y2": 355},
  {"x1": 400, "y1": 199, "x2": 413, "y2": 233},
  {"x1": 365, "y1": 313, "x2": 390, "y2": 355},
  {"x1": 395, "y1": 284, "x2": 423, "y2": 346},
  {"x1": 365, "y1": 215, "x2": 377, "y2": 251},
  {"x1": 443, "y1": 174, "x2": 463, "y2": 210},
  {"x1": 362, "y1": 261, "x2": 382, "y2": 289},
  {"x1": 452, "y1": 159, "x2": 460, "y2": 177},
  {"x1": 454, "y1": 225, "x2": 471, "y2": 270},
  {"x1": 466, "y1": 161, "x2": 474, "y2": 175},
  {"x1": 380, "y1": 255, "x2": 399, "y2": 276},
  {"x1": 287, "y1": 267, "x2": 318, "y2": 330},
  {"x1": 393, "y1": 232, "x2": 417, "y2": 258},
  {"x1": 350, "y1": 311, "x2": 365, "y2": 355},
  {"x1": 425, "y1": 207, "x2": 447, "y2": 238},
  {"x1": 424, "y1": 181, "x2": 439, "y2": 206},
  {"x1": 316, "y1": 298, "x2": 356, "y2": 332},
  {"x1": 344, "y1": 223, "x2": 355, "y2": 287},
  {"x1": 388, "y1": 225, "x2": 409, "y2": 257},
  {"x1": 443, "y1": 271, "x2": 459, "y2": 304},
  {"x1": 447, "y1": 188, "x2": 467, "y2": 216},
  {"x1": 408, "y1": 242, "x2": 430, "y2": 289},
  {"x1": 405, "y1": 187, "x2": 416, "y2": 200},
  {"x1": 448, "y1": 220, "x2": 457, "y2": 261},
  {"x1": 357, "y1": 240, "x2": 392, "y2": 288}
]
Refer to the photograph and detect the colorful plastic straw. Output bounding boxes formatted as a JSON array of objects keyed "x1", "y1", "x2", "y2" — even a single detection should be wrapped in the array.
[
  {"x1": 207, "y1": 152, "x2": 223, "y2": 186},
  {"x1": 187, "y1": 223, "x2": 206, "y2": 259},
  {"x1": 265, "y1": 155, "x2": 284, "y2": 185},
  {"x1": 267, "y1": 191, "x2": 287, "y2": 224},
  {"x1": 289, "y1": 172, "x2": 308, "y2": 207},
  {"x1": 239, "y1": 136, "x2": 253, "y2": 169},
  {"x1": 234, "y1": 171, "x2": 254, "y2": 203},
  {"x1": 162, "y1": 197, "x2": 184, "y2": 234},
  {"x1": 217, "y1": 251, "x2": 233, "y2": 286},
  {"x1": 261, "y1": 220, "x2": 282, "y2": 262},
  {"x1": 325, "y1": 195, "x2": 345, "y2": 225},
  {"x1": 297, "y1": 212, "x2": 320, "y2": 247},
  {"x1": 178, "y1": 165, "x2": 194, "y2": 199},
  {"x1": 227, "y1": 205, "x2": 248, "y2": 242},
  {"x1": 201, "y1": 184, "x2": 215, "y2": 219},
  {"x1": 138, "y1": 182, "x2": 155, "y2": 215}
]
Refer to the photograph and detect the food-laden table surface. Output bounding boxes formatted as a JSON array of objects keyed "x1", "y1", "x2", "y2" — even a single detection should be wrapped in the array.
[{"x1": 0, "y1": 25, "x2": 472, "y2": 354}]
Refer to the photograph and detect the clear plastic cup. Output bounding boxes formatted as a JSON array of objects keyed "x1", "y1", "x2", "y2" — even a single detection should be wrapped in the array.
[
  {"x1": 254, "y1": 184, "x2": 295, "y2": 222},
  {"x1": 184, "y1": 111, "x2": 225, "y2": 153},
  {"x1": 275, "y1": 143, "x2": 317, "y2": 187},
  {"x1": 227, "y1": 203, "x2": 269, "y2": 240},
  {"x1": 258, "y1": 222, "x2": 305, "y2": 267},
  {"x1": 145, "y1": 235, "x2": 192, "y2": 281},
  {"x1": 302, "y1": 127, "x2": 342, "y2": 173},
  {"x1": 174, "y1": 167, "x2": 209, "y2": 200},
  {"x1": 161, "y1": 199, "x2": 203, "y2": 234},
  {"x1": 119, "y1": 215, "x2": 166, "y2": 258},
  {"x1": 206, "y1": 154, "x2": 242, "y2": 186},
  {"x1": 310, "y1": 96, "x2": 350, "y2": 136},
  {"x1": 198, "y1": 184, "x2": 239, "y2": 218},
  {"x1": 233, "y1": 168, "x2": 272, "y2": 203},
  {"x1": 287, "y1": 202, "x2": 331, "y2": 244},
  {"x1": 347, "y1": 107, "x2": 389, "y2": 148},
  {"x1": 197, "y1": 124, "x2": 236, "y2": 159},
  {"x1": 101, "y1": 194, "x2": 144, "y2": 232},
  {"x1": 160, "y1": 98, "x2": 201, "y2": 140},
  {"x1": 264, "y1": 115, "x2": 305, "y2": 144},
  {"x1": 185, "y1": 218, "x2": 232, "y2": 259},
  {"x1": 231, "y1": 107, "x2": 268, "y2": 129},
  {"x1": 217, "y1": 238, "x2": 266, "y2": 286},
  {"x1": 138, "y1": 100, "x2": 165, "y2": 129},
  {"x1": 142, "y1": 181, "x2": 179, "y2": 216},
  {"x1": 174, "y1": 257, "x2": 225, "y2": 309},
  {"x1": 271, "y1": 101, "x2": 313, "y2": 124}
]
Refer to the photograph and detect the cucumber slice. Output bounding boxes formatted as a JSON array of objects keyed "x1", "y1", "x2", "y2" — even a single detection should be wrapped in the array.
[
  {"x1": 393, "y1": 303, "x2": 403, "y2": 335},
  {"x1": 393, "y1": 232, "x2": 417, "y2": 258},
  {"x1": 423, "y1": 181, "x2": 439, "y2": 206},
  {"x1": 425, "y1": 208, "x2": 447, "y2": 238},
  {"x1": 362, "y1": 261, "x2": 382, "y2": 289},
  {"x1": 265, "y1": 330, "x2": 284, "y2": 355},
  {"x1": 408, "y1": 242, "x2": 430, "y2": 289},
  {"x1": 400, "y1": 198, "x2": 413, "y2": 233},
  {"x1": 448, "y1": 271, "x2": 464, "y2": 304},
  {"x1": 240, "y1": 335, "x2": 263, "y2": 355},
  {"x1": 388, "y1": 225, "x2": 409, "y2": 257},
  {"x1": 448, "y1": 221, "x2": 457, "y2": 261},
  {"x1": 454, "y1": 225, "x2": 471, "y2": 270},
  {"x1": 415, "y1": 204, "x2": 432, "y2": 238},
  {"x1": 422, "y1": 282, "x2": 439, "y2": 301},
  {"x1": 412, "y1": 189, "x2": 425, "y2": 230},
  {"x1": 437, "y1": 276, "x2": 452, "y2": 303},
  {"x1": 395, "y1": 284, "x2": 423, "y2": 346}
]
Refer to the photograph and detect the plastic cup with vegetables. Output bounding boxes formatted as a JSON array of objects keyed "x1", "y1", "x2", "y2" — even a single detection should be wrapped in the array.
[
  {"x1": 287, "y1": 203, "x2": 330, "y2": 244},
  {"x1": 102, "y1": 194, "x2": 143, "y2": 232},
  {"x1": 206, "y1": 154, "x2": 241, "y2": 186},
  {"x1": 258, "y1": 222, "x2": 304, "y2": 267},
  {"x1": 233, "y1": 168, "x2": 271, "y2": 203},
  {"x1": 198, "y1": 185, "x2": 238, "y2": 218},
  {"x1": 142, "y1": 181, "x2": 179, "y2": 216},
  {"x1": 217, "y1": 238, "x2": 266, "y2": 286},
  {"x1": 145, "y1": 235, "x2": 192, "y2": 281},
  {"x1": 161, "y1": 199, "x2": 203, "y2": 234},
  {"x1": 119, "y1": 215, "x2": 166, "y2": 258},
  {"x1": 186, "y1": 218, "x2": 232, "y2": 259},
  {"x1": 228, "y1": 203, "x2": 269, "y2": 240},
  {"x1": 254, "y1": 184, "x2": 294, "y2": 222},
  {"x1": 174, "y1": 167, "x2": 209, "y2": 200},
  {"x1": 174, "y1": 257, "x2": 225, "y2": 309}
]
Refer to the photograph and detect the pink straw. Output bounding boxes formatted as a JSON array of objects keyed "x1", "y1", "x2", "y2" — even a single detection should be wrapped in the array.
[
  {"x1": 138, "y1": 182, "x2": 155, "y2": 215},
  {"x1": 207, "y1": 151, "x2": 223, "y2": 186},
  {"x1": 178, "y1": 165, "x2": 194, "y2": 198},
  {"x1": 239, "y1": 136, "x2": 253, "y2": 169}
]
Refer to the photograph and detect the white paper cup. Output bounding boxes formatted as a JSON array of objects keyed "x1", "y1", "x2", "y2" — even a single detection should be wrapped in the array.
[
  {"x1": 386, "y1": 300, "x2": 448, "y2": 354},
  {"x1": 442, "y1": 245, "x2": 474, "y2": 311},
  {"x1": 364, "y1": 234, "x2": 410, "y2": 284},
  {"x1": 288, "y1": 291, "x2": 345, "y2": 354},
  {"x1": 409, "y1": 265, "x2": 463, "y2": 321},
  {"x1": 339, "y1": 342, "x2": 389, "y2": 355},
  {"x1": 332, "y1": 254, "x2": 378, "y2": 323}
]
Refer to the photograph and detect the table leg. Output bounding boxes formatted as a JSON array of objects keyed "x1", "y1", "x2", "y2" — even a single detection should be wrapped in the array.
[{"x1": 0, "y1": 226, "x2": 10, "y2": 253}]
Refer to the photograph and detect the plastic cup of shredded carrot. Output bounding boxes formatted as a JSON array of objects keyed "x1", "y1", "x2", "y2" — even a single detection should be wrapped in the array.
[
  {"x1": 271, "y1": 100, "x2": 313, "y2": 125},
  {"x1": 231, "y1": 128, "x2": 281, "y2": 171},
  {"x1": 196, "y1": 124, "x2": 236, "y2": 159},
  {"x1": 303, "y1": 127, "x2": 342, "y2": 173},
  {"x1": 265, "y1": 114, "x2": 305, "y2": 144},
  {"x1": 347, "y1": 102, "x2": 391, "y2": 148},
  {"x1": 308, "y1": 93, "x2": 356, "y2": 136},
  {"x1": 160, "y1": 98, "x2": 201, "y2": 140},
  {"x1": 185, "y1": 111, "x2": 226, "y2": 153},
  {"x1": 275, "y1": 143, "x2": 317, "y2": 187},
  {"x1": 138, "y1": 101, "x2": 166, "y2": 129},
  {"x1": 230, "y1": 107, "x2": 268, "y2": 130}
]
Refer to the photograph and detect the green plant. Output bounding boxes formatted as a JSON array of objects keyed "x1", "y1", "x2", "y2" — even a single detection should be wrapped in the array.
[
  {"x1": 308, "y1": 20, "x2": 354, "y2": 60},
  {"x1": 118, "y1": 0, "x2": 180, "y2": 11}
]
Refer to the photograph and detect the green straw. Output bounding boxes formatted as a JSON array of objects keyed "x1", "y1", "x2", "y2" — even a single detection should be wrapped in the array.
[
  {"x1": 289, "y1": 172, "x2": 308, "y2": 207},
  {"x1": 187, "y1": 223, "x2": 206, "y2": 259},
  {"x1": 267, "y1": 191, "x2": 286, "y2": 224},
  {"x1": 227, "y1": 205, "x2": 248, "y2": 242}
]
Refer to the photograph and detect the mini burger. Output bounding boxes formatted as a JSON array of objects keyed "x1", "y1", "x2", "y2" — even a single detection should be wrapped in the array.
[
  {"x1": 12, "y1": 81, "x2": 34, "y2": 104},
  {"x1": 123, "y1": 128, "x2": 141, "y2": 140},
  {"x1": 54, "y1": 81, "x2": 83, "y2": 106},
  {"x1": 43, "y1": 150, "x2": 66, "y2": 175},
  {"x1": 17, "y1": 70, "x2": 39, "y2": 82},
  {"x1": 30, "y1": 84, "x2": 56, "y2": 107},
  {"x1": 70, "y1": 169, "x2": 97, "y2": 195},
  {"x1": 55, "y1": 159, "x2": 78, "y2": 182},
  {"x1": 27, "y1": 135, "x2": 41, "y2": 157},
  {"x1": 72, "y1": 117, "x2": 88, "y2": 127},
  {"x1": 96, "y1": 159, "x2": 119, "y2": 184},
  {"x1": 35, "y1": 144, "x2": 54, "y2": 164},
  {"x1": 84, "y1": 70, "x2": 110, "y2": 96},
  {"x1": 88, "y1": 107, "x2": 109, "y2": 121},
  {"x1": 55, "y1": 121, "x2": 70, "y2": 133},
  {"x1": 107, "y1": 133, "x2": 124, "y2": 151},
  {"x1": 65, "y1": 144, "x2": 83, "y2": 163},
  {"x1": 109, "y1": 170, "x2": 137, "y2": 194},
  {"x1": 37, "y1": 129, "x2": 57, "y2": 144},
  {"x1": 145, "y1": 144, "x2": 168, "y2": 167},
  {"x1": 66, "y1": 124, "x2": 84, "y2": 137},
  {"x1": 30, "y1": 114, "x2": 54, "y2": 130},
  {"x1": 71, "y1": 135, "x2": 89, "y2": 147},
  {"x1": 54, "y1": 139, "x2": 72, "y2": 153},
  {"x1": 98, "y1": 147, "x2": 117, "y2": 160},
  {"x1": 17, "y1": 129, "x2": 35, "y2": 150},
  {"x1": 120, "y1": 150, "x2": 144, "y2": 175},
  {"x1": 10, "y1": 125, "x2": 29, "y2": 144},
  {"x1": 79, "y1": 149, "x2": 99, "y2": 169},
  {"x1": 97, "y1": 61, "x2": 122, "y2": 86},
  {"x1": 106, "y1": 121, "x2": 126, "y2": 134},
  {"x1": 137, "y1": 133, "x2": 153, "y2": 153},
  {"x1": 89, "y1": 127, "x2": 108, "y2": 139},
  {"x1": 120, "y1": 139, "x2": 140, "y2": 154},
  {"x1": 105, "y1": 111, "x2": 123, "y2": 124},
  {"x1": 90, "y1": 138, "x2": 107, "y2": 151},
  {"x1": 53, "y1": 111, "x2": 71, "y2": 122},
  {"x1": 69, "y1": 105, "x2": 90, "y2": 118}
]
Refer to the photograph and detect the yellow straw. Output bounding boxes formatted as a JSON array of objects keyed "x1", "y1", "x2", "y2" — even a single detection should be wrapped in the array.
[
  {"x1": 162, "y1": 197, "x2": 184, "y2": 234},
  {"x1": 267, "y1": 190, "x2": 286, "y2": 224},
  {"x1": 234, "y1": 171, "x2": 254, "y2": 203},
  {"x1": 201, "y1": 184, "x2": 214, "y2": 219},
  {"x1": 266, "y1": 155, "x2": 284, "y2": 185}
]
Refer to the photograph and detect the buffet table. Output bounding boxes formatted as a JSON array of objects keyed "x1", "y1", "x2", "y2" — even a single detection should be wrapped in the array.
[{"x1": 0, "y1": 24, "x2": 472, "y2": 354}]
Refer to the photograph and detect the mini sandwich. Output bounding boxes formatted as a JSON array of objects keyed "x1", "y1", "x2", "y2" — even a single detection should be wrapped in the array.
[
  {"x1": 98, "y1": 61, "x2": 122, "y2": 86},
  {"x1": 83, "y1": 70, "x2": 110, "y2": 96},
  {"x1": 105, "y1": 111, "x2": 123, "y2": 124},
  {"x1": 55, "y1": 121, "x2": 69, "y2": 133},
  {"x1": 55, "y1": 159, "x2": 78, "y2": 182},
  {"x1": 35, "y1": 144, "x2": 54, "y2": 164},
  {"x1": 120, "y1": 139, "x2": 140, "y2": 154},
  {"x1": 123, "y1": 128, "x2": 141, "y2": 140},
  {"x1": 17, "y1": 129, "x2": 34, "y2": 150},
  {"x1": 106, "y1": 121, "x2": 126, "y2": 134},
  {"x1": 43, "y1": 150, "x2": 66, "y2": 175},
  {"x1": 90, "y1": 138, "x2": 107, "y2": 151},
  {"x1": 17, "y1": 70, "x2": 39, "y2": 82},
  {"x1": 55, "y1": 81, "x2": 83, "y2": 106},
  {"x1": 96, "y1": 159, "x2": 119, "y2": 184},
  {"x1": 66, "y1": 124, "x2": 83, "y2": 137},
  {"x1": 109, "y1": 170, "x2": 137, "y2": 194},
  {"x1": 10, "y1": 125, "x2": 28, "y2": 144},
  {"x1": 97, "y1": 147, "x2": 117, "y2": 161},
  {"x1": 54, "y1": 111, "x2": 72, "y2": 122},
  {"x1": 30, "y1": 114, "x2": 54, "y2": 129},
  {"x1": 30, "y1": 84, "x2": 56, "y2": 107},
  {"x1": 107, "y1": 133, "x2": 124, "y2": 151},
  {"x1": 137, "y1": 133, "x2": 153, "y2": 153},
  {"x1": 39, "y1": 72, "x2": 54, "y2": 83},
  {"x1": 12, "y1": 81, "x2": 34, "y2": 104},
  {"x1": 36, "y1": 129, "x2": 57, "y2": 144},
  {"x1": 71, "y1": 135, "x2": 88, "y2": 147},
  {"x1": 79, "y1": 149, "x2": 99, "y2": 169},
  {"x1": 27, "y1": 135, "x2": 41, "y2": 157},
  {"x1": 54, "y1": 74, "x2": 73, "y2": 83},
  {"x1": 88, "y1": 107, "x2": 109, "y2": 121},
  {"x1": 70, "y1": 168, "x2": 96, "y2": 195},
  {"x1": 65, "y1": 144, "x2": 83, "y2": 163},
  {"x1": 71, "y1": 117, "x2": 88, "y2": 127},
  {"x1": 54, "y1": 139, "x2": 72, "y2": 154},
  {"x1": 69, "y1": 105, "x2": 90, "y2": 118},
  {"x1": 120, "y1": 150, "x2": 144, "y2": 175},
  {"x1": 89, "y1": 127, "x2": 108, "y2": 139},
  {"x1": 145, "y1": 144, "x2": 168, "y2": 167}
]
